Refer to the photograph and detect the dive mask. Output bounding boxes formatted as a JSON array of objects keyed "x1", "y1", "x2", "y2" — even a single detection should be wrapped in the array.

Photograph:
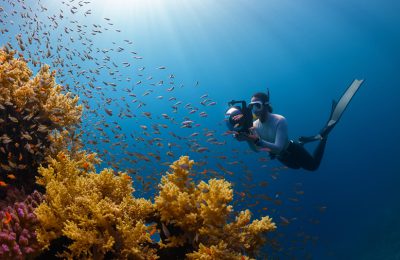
[{"x1": 249, "y1": 100, "x2": 264, "y2": 112}]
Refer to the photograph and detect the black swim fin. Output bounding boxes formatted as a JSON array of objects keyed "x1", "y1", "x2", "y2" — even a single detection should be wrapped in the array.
[{"x1": 298, "y1": 79, "x2": 364, "y2": 144}]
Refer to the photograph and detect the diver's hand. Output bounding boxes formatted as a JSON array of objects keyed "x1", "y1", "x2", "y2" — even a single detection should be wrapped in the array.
[
  {"x1": 233, "y1": 132, "x2": 248, "y2": 142},
  {"x1": 232, "y1": 132, "x2": 244, "y2": 142},
  {"x1": 248, "y1": 127, "x2": 260, "y2": 143},
  {"x1": 234, "y1": 130, "x2": 259, "y2": 143}
]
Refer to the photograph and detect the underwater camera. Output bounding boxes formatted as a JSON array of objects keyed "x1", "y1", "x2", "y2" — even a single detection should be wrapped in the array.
[{"x1": 225, "y1": 100, "x2": 253, "y2": 134}]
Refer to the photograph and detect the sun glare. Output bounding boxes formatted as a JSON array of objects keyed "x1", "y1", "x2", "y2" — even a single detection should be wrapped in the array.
[
  {"x1": 95, "y1": 0, "x2": 208, "y2": 17},
  {"x1": 100, "y1": 0, "x2": 151, "y2": 10}
]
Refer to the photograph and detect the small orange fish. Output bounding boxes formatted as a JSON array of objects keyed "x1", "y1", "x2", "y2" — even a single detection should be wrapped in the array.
[
  {"x1": 149, "y1": 227, "x2": 157, "y2": 236},
  {"x1": 3, "y1": 212, "x2": 12, "y2": 224},
  {"x1": 280, "y1": 216, "x2": 290, "y2": 225},
  {"x1": 104, "y1": 108, "x2": 113, "y2": 116},
  {"x1": 142, "y1": 112, "x2": 151, "y2": 117},
  {"x1": 58, "y1": 152, "x2": 66, "y2": 160},
  {"x1": 122, "y1": 175, "x2": 132, "y2": 181},
  {"x1": 319, "y1": 206, "x2": 327, "y2": 213},
  {"x1": 0, "y1": 181, "x2": 7, "y2": 187},
  {"x1": 7, "y1": 174, "x2": 16, "y2": 180},
  {"x1": 82, "y1": 162, "x2": 89, "y2": 170},
  {"x1": 236, "y1": 192, "x2": 245, "y2": 198},
  {"x1": 196, "y1": 147, "x2": 209, "y2": 153}
]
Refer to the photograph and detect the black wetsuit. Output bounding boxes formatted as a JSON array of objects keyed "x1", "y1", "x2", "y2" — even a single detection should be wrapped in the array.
[
  {"x1": 251, "y1": 113, "x2": 327, "y2": 171},
  {"x1": 276, "y1": 139, "x2": 327, "y2": 171}
]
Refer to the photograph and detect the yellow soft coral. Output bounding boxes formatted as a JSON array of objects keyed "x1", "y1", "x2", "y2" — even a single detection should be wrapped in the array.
[
  {"x1": 155, "y1": 156, "x2": 197, "y2": 229},
  {"x1": 154, "y1": 156, "x2": 276, "y2": 258},
  {"x1": 0, "y1": 47, "x2": 82, "y2": 127},
  {"x1": 35, "y1": 153, "x2": 275, "y2": 258},
  {"x1": 0, "y1": 48, "x2": 32, "y2": 101},
  {"x1": 0, "y1": 47, "x2": 83, "y2": 193},
  {"x1": 222, "y1": 210, "x2": 276, "y2": 253},
  {"x1": 186, "y1": 241, "x2": 252, "y2": 260},
  {"x1": 46, "y1": 129, "x2": 86, "y2": 162},
  {"x1": 35, "y1": 152, "x2": 157, "y2": 259},
  {"x1": 197, "y1": 179, "x2": 233, "y2": 228}
]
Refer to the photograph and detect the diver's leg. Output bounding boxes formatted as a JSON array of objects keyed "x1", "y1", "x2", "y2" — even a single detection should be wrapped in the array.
[
  {"x1": 281, "y1": 141, "x2": 315, "y2": 170},
  {"x1": 290, "y1": 140, "x2": 327, "y2": 171},
  {"x1": 299, "y1": 79, "x2": 364, "y2": 145},
  {"x1": 277, "y1": 142, "x2": 302, "y2": 169},
  {"x1": 278, "y1": 157, "x2": 301, "y2": 169},
  {"x1": 309, "y1": 138, "x2": 328, "y2": 171},
  {"x1": 298, "y1": 123, "x2": 335, "y2": 145}
]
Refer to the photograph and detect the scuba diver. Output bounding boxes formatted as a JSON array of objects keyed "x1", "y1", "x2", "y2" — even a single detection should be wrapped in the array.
[{"x1": 225, "y1": 79, "x2": 364, "y2": 171}]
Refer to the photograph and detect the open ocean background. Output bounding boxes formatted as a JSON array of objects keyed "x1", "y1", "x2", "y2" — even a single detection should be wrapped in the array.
[{"x1": 1, "y1": 0, "x2": 399, "y2": 258}]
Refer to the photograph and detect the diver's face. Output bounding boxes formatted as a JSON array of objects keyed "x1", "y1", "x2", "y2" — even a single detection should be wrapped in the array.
[{"x1": 250, "y1": 97, "x2": 265, "y2": 117}]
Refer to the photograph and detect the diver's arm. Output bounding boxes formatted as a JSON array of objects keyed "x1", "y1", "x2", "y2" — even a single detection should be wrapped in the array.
[
  {"x1": 235, "y1": 133, "x2": 260, "y2": 152},
  {"x1": 233, "y1": 132, "x2": 260, "y2": 152},
  {"x1": 255, "y1": 119, "x2": 288, "y2": 154}
]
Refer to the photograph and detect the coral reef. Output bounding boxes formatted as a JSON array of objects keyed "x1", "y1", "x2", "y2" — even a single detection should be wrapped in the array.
[
  {"x1": 35, "y1": 154, "x2": 276, "y2": 259},
  {"x1": 1, "y1": 46, "x2": 276, "y2": 259},
  {"x1": 186, "y1": 242, "x2": 251, "y2": 260},
  {"x1": 35, "y1": 151, "x2": 157, "y2": 259},
  {"x1": 0, "y1": 46, "x2": 82, "y2": 195},
  {"x1": 155, "y1": 156, "x2": 276, "y2": 258},
  {"x1": 0, "y1": 186, "x2": 28, "y2": 209},
  {"x1": 0, "y1": 190, "x2": 44, "y2": 259},
  {"x1": 0, "y1": 47, "x2": 82, "y2": 127}
]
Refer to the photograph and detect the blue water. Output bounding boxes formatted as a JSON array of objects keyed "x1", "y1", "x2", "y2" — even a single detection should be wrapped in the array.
[{"x1": 1, "y1": 0, "x2": 400, "y2": 258}]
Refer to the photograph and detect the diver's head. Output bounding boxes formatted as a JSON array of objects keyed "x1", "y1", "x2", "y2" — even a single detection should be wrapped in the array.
[{"x1": 250, "y1": 92, "x2": 273, "y2": 121}]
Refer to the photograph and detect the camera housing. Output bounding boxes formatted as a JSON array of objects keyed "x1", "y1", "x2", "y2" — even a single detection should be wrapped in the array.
[{"x1": 225, "y1": 100, "x2": 253, "y2": 134}]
